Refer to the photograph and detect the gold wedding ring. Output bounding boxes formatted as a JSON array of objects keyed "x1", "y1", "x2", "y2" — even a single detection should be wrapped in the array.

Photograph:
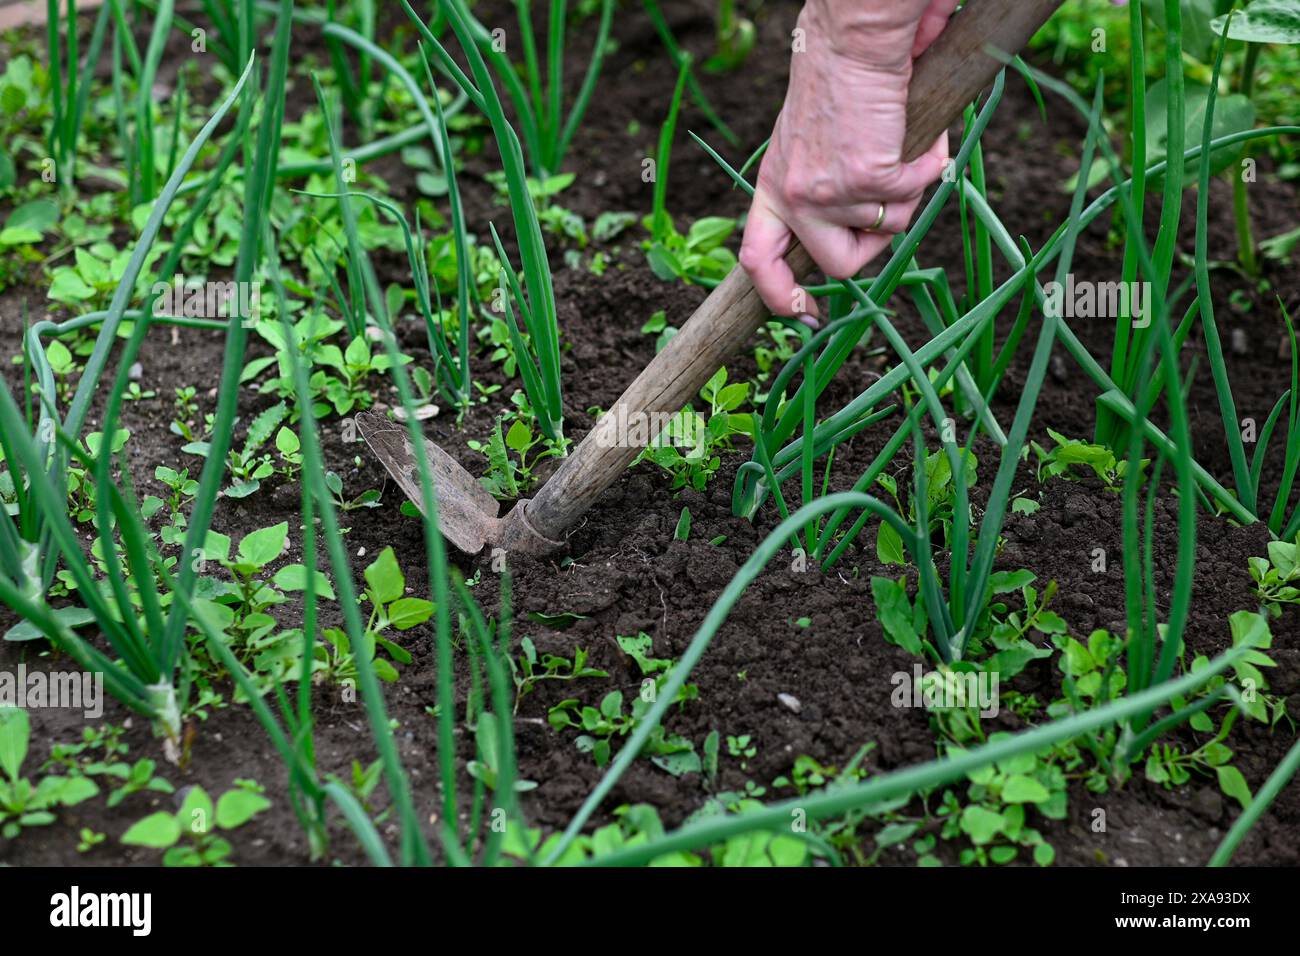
[{"x1": 868, "y1": 201, "x2": 888, "y2": 232}]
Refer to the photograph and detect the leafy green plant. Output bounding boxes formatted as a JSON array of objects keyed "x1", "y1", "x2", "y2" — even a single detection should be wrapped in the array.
[
  {"x1": 509, "y1": 637, "x2": 607, "y2": 713},
  {"x1": 970, "y1": 573, "x2": 1064, "y2": 678},
  {"x1": 468, "y1": 412, "x2": 562, "y2": 499},
  {"x1": 1249, "y1": 534, "x2": 1300, "y2": 613},
  {"x1": 548, "y1": 632, "x2": 698, "y2": 773},
  {"x1": 103, "y1": 758, "x2": 175, "y2": 809},
  {"x1": 40, "y1": 339, "x2": 78, "y2": 406},
  {"x1": 726, "y1": 734, "x2": 756, "y2": 770},
  {"x1": 191, "y1": 522, "x2": 336, "y2": 692},
  {"x1": 324, "y1": 470, "x2": 382, "y2": 512},
  {"x1": 641, "y1": 57, "x2": 739, "y2": 286},
  {"x1": 548, "y1": 688, "x2": 698, "y2": 773},
  {"x1": 485, "y1": 170, "x2": 591, "y2": 247},
  {"x1": 1140, "y1": 618, "x2": 1285, "y2": 810},
  {"x1": 42, "y1": 723, "x2": 129, "y2": 772},
  {"x1": 498, "y1": 802, "x2": 701, "y2": 867},
  {"x1": 46, "y1": 243, "x2": 136, "y2": 310},
  {"x1": 645, "y1": 215, "x2": 741, "y2": 287},
  {"x1": 184, "y1": 402, "x2": 304, "y2": 499},
  {"x1": 319, "y1": 547, "x2": 430, "y2": 684},
  {"x1": 467, "y1": 712, "x2": 538, "y2": 793},
  {"x1": 121, "y1": 780, "x2": 271, "y2": 866},
  {"x1": 938, "y1": 741, "x2": 1063, "y2": 867},
  {"x1": 616, "y1": 632, "x2": 674, "y2": 676},
  {"x1": 1031, "y1": 429, "x2": 1143, "y2": 489},
  {"x1": 243, "y1": 309, "x2": 379, "y2": 418},
  {"x1": 318, "y1": 336, "x2": 410, "y2": 417},
  {"x1": 638, "y1": 367, "x2": 752, "y2": 491},
  {"x1": 875, "y1": 446, "x2": 979, "y2": 563},
  {"x1": 64, "y1": 428, "x2": 130, "y2": 524},
  {"x1": 0, "y1": 54, "x2": 50, "y2": 145},
  {"x1": 170, "y1": 386, "x2": 211, "y2": 443}
]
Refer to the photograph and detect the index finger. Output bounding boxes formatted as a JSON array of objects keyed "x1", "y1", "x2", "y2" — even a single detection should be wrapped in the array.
[{"x1": 739, "y1": 191, "x2": 818, "y2": 321}]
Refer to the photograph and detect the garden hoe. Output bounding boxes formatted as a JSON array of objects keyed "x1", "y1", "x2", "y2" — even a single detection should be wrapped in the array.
[{"x1": 358, "y1": 0, "x2": 1064, "y2": 558}]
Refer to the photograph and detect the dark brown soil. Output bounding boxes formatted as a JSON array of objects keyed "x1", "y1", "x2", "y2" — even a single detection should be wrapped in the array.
[{"x1": 2, "y1": 0, "x2": 1299, "y2": 867}]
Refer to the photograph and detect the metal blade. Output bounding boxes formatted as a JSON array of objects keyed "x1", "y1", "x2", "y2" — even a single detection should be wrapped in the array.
[{"x1": 355, "y1": 410, "x2": 499, "y2": 554}]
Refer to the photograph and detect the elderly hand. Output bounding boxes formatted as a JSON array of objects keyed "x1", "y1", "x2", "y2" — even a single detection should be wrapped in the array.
[{"x1": 739, "y1": 0, "x2": 959, "y2": 323}]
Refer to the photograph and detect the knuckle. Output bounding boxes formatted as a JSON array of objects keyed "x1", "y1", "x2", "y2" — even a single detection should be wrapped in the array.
[
  {"x1": 738, "y1": 242, "x2": 767, "y2": 275},
  {"x1": 849, "y1": 157, "x2": 898, "y2": 190},
  {"x1": 820, "y1": 254, "x2": 858, "y2": 281},
  {"x1": 782, "y1": 174, "x2": 835, "y2": 209},
  {"x1": 780, "y1": 178, "x2": 813, "y2": 207}
]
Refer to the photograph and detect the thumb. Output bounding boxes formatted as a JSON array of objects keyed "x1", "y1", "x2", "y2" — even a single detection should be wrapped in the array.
[{"x1": 912, "y1": 0, "x2": 961, "y2": 58}]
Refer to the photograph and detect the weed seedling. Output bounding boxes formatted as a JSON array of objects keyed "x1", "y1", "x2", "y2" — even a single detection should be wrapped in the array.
[
  {"x1": 324, "y1": 470, "x2": 382, "y2": 512},
  {"x1": 0, "y1": 708, "x2": 99, "y2": 839},
  {"x1": 76, "y1": 829, "x2": 106, "y2": 853},
  {"x1": 142, "y1": 465, "x2": 199, "y2": 547},
  {"x1": 726, "y1": 734, "x2": 757, "y2": 770},
  {"x1": 319, "y1": 547, "x2": 430, "y2": 684},
  {"x1": 509, "y1": 637, "x2": 608, "y2": 713},
  {"x1": 121, "y1": 779, "x2": 271, "y2": 866},
  {"x1": 639, "y1": 367, "x2": 751, "y2": 491},
  {"x1": 469, "y1": 411, "x2": 563, "y2": 498},
  {"x1": 1249, "y1": 536, "x2": 1300, "y2": 615}
]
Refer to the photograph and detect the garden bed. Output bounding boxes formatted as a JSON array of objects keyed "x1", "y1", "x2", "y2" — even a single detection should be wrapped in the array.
[{"x1": 2, "y1": 0, "x2": 1299, "y2": 868}]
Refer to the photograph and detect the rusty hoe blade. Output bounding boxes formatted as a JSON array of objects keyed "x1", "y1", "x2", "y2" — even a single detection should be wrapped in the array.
[
  {"x1": 356, "y1": 410, "x2": 567, "y2": 556},
  {"x1": 355, "y1": 410, "x2": 502, "y2": 554}
]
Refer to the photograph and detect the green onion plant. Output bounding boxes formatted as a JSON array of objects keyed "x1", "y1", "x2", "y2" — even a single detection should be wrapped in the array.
[
  {"x1": 1209, "y1": 2, "x2": 1300, "y2": 274},
  {"x1": 405, "y1": 0, "x2": 567, "y2": 445},
  {"x1": 416, "y1": 0, "x2": 616, "y2": 180},
  {"x1": 45, "y1": 0, "x2": 112, "y2": 196},
  {"x1": 642, "y1": 0, "x2": 738, "y2": 147},
  {"x1": 0, "y1": 50, "x2": 263, "y2": 738}
]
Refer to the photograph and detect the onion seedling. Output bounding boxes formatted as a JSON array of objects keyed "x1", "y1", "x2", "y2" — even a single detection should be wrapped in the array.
[
  {"x1": 323, "y1": 0, "x2": 379, "y2": 132},
  {"x1": 45, "y1": 0, "x2": 111, "y2": 196}
]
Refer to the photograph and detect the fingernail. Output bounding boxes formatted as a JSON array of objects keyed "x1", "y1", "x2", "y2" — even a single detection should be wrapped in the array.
[{"x1": 797, "y1": 313, "x2": 820, "y2": 330}]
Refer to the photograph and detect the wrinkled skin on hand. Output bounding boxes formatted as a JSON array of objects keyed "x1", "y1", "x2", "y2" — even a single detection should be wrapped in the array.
[{"x1": 740, "y1": 0, "x2": 960, "y2": 322}]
